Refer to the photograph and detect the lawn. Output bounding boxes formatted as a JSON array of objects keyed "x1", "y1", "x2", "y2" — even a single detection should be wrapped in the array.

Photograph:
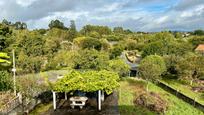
[
  {"x1": 160, "y1": 79, "x2": 204, "y2": 105},
  {"x1": 118, "y1": 78, "x2": 204, "y2": 115}
]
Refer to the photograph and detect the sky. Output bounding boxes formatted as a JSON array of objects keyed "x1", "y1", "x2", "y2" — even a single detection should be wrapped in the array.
[{"x1": 0, "y1": 0, "x2": 204, "y2": 31}]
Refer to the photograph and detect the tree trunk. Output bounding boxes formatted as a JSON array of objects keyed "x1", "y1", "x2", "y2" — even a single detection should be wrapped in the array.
[
  {"x1": 146, "y1": 81, "x2": 149, "y2": 92},
  {"x1": 190, "y1": 79, "x2": 193, "y2": 86}
]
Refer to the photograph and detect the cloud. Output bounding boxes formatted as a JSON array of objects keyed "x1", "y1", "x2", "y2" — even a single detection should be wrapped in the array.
[
  {"x1": 1, "y1": 0, "x2": 204, "y2": 31},
  {"x1": 16, "y1": 0, "x2": 38, "y2": 7},
  {"x1": 173, "y1": 0, "x2": 204, "y2": 11}
]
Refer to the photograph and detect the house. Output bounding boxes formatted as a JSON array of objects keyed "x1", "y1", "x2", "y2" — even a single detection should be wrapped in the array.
[
  {"x1": 195, "y1": 44, "x2": 204, "y2": 55},
  {"x1": 121, "y1": 51, "x2": 141, "y2": 77}
]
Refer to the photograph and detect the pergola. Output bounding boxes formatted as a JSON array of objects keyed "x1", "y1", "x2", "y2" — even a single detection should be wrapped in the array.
[
  {"x1": 49, "y1": 70, "x2": 119, "y2": 111},
  {"x1": 52, "y1": 90, "x2": 105, "y2": 110}
]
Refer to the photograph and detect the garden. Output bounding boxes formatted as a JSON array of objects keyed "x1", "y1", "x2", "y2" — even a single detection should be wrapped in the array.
[{"x1": 0, "y1": 19, "x2": 204, "y2": 114}]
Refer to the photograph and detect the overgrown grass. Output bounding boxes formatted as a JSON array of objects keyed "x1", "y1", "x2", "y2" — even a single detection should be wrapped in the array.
[
  {"x1": 119, "y1": 78, "x2": 204, "y2": 115},
  {"x1": 160, "y1": 79, "x2": 204, "y2": 105},
  {"x1": 30, "y1": 103, "x2": 52, "y2": 115},
  {"x1": 118, "y1": 78, "x2": 157, "y2": 115}
]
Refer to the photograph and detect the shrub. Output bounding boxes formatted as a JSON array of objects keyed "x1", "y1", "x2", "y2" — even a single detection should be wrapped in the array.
[{"x1": 0, "y1": 70, "x2": 12, "y2": 91}]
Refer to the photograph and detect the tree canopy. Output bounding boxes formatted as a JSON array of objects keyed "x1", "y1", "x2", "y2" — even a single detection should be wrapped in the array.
[
  {"x1": 52, "y1": 70, "x2": 120, "y2": 94},
  {"x1": 138, "y1": 55, "x2": 166, "y2": 81}
]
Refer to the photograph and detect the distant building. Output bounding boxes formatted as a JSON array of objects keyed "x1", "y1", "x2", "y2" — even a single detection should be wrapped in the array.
[
  {"x1": 195, "y1": 44, "x2": 204, "y2": 55},
  {"x1": 121, "y1": 52, "x2": 141, "y2": 77},
  {"x1": 182, "y1": 32, "x2": 191, "y2": 37}
]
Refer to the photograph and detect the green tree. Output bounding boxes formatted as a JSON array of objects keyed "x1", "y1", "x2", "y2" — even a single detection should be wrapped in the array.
[
  {"x1": 113, "y1": 27, "x2": 124, "y2": 34},
  {"x1": 74, "y1": 37, "x2": 102, "y2": 50},
  {"x1": 108, "y1": 59, "x2": 130, "y2": 77},
  {"x1": 47, "y1": 50, "x2": 80, "y2": 70},
  {"x1": 16, "y1": 31, "x2": 45, "y2": 56},
  {"x1": 175, "y1": 32, "x2": 182, "y2": 38},
  {"x1": 17, "y1": 51, "x2": 44, "y2": 73},
  {"x1": 100, "y1": 39, "x2": 111, "y2": 51},
  {"x1": 75, "y1": 49, "x2": 109, "y2": 70},
  {"x1": 0, "y1": 52, "x2": 11, "y2": 91},
  {"x1": 176, "y1": 54, "x2": 204, "y2": 85},
  {"x1": 89, "y1": 31, "x2": 100, "y2": 39},
  {"x1": 110, "y1": 44, "x2": 124, "y2": 59},
  {"x1": 194, "y1": 29, "x2": 204, "y2": 36},
  {"x1": 125, "y1": 39, "x2": 137, "y2": 50},
  {"x1": 48, "y1": 19, "x2": 66, "y2": 29},
  {"x1": 81, "y1": 37, "x2": 102, "y2": 50},
  {"x1": 2, "y1": 19, "x2": 12, "y2": 25},
  {"x1": 142, "y1": 39, "x2": 192, "y2": 57},
  {"x1": 163, "y1": 55, "x2": 181, "y2": 79},
  {"x1": 80, "y1": 25, "x2": 112, "y2": 37},
  {"x1": 13, "y1": 21, "x2": 27, "y2": 30},
  {"x1": 0, "y1": 71, "x2": 12, "y2": 91},
  {"x1": 138, "y1": 55, "x2": 166, "y2": 91},
  {"x1": 189, "y1": 36, "x2": 204, "y2": 48},
  {"x1": 68, "y1": 20, "x2": 77, "y2": 41}
]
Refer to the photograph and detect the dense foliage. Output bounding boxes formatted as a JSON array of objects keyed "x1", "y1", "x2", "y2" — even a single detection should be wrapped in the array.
[
  {"x1": 52, "y1": 70, "x2": 120, "y2": 94},
  {"x1": 138, "y1": 55, "x2": 166, "y2": 81},
  {"x1": 0, "y1": 71, "x2": 12, "y2": 91},
  {"x1": 108, "y1": 59, "x2": 130, "y2": 77},
  {"x1": 0, "y1": 19, "x2": 204, "y2": 92}
]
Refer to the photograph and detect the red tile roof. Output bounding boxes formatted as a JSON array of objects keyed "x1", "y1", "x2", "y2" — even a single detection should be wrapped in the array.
[{"x1": 195, "y1": 44, "x2": 204, "y2": 51}]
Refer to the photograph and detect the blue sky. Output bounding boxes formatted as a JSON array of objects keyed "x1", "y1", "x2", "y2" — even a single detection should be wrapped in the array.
[{"x1": 0, "y1": 0, "x2": 204, "y2": 31}]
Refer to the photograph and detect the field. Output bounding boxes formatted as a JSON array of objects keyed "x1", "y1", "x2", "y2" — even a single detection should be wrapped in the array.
[
  {"x1": 118, "y1": 78, "x2": 204, "y2": 115},
  {"x1": 160, "y1": 79, "x2": 204, "y2": 105}
]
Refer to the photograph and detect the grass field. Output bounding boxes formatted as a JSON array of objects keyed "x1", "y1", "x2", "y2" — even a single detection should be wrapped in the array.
[
  {"x1": 160, "y1": 79, "x2": 204, "y2": 105},
  {"x1": 118, "y1": 78, "x2": 204, "y2": 115}
]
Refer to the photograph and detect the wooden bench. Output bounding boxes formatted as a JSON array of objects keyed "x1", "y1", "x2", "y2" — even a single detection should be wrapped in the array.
[{"x1": 70, "y1": 96, "x2": 88, "y2": 109}]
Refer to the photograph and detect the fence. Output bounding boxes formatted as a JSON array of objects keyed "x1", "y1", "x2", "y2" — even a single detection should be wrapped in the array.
[
  {"x1": 157, "y1": 81, "x2": 204, "y2": 112},
  {"x1": 0, "y1": 93, "x2": 22, "y2": 114}
]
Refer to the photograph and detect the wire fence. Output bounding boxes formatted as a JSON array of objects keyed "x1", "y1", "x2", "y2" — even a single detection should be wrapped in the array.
[{"x1": 157, "y1": 81, "x2": 204, "y2": 112}]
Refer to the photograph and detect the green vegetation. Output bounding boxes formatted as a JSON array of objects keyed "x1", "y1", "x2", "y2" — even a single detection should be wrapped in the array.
[
  {"x1": 52, "y1": 70, "x2": 119, "y2": 94},
  {"x1": 160, "y1": 79, "x2": 204, "y2": 105},
  {"x1": 0, "y1": 52, "x2": 10, "y2": 64},
  {"x1": 119, "y1": 78, "x2": 204, "y2": 115},
  {"x1": 119, "y1": 78, "x2": 156, "y2": 115},
  {"x1": 30, "y1": 103, "x2": 52, "y2": 115},
  {"x1": 1, "y1": 18, "x2": 204, "y2": 114},
  {"x1": 138, "y1": 55, "x2": 166, "y2": 91}
]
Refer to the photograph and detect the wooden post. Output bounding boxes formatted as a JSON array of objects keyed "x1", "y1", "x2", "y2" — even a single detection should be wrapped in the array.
[
  {"x1": 98, "y1": 90, "x2": 101, "y2": 111},
  {"x1": 12, "y1": 49, "x2": 17, "y2": 96},
  {"x1": 65, "y1": 92, "x2": 67, "y2": 100},
  {"x1": 194, "y1": 97, "x2": 196, "y2": 107},
  {"x1": 101, "y1": 91, "x2": 104, "y2": 102},
  {"x1": 53, "y1": 91, "x2": 56, "y2": 110},
  {"x1": 18, "y1": 93, "x2": 22, "y2": 104}
]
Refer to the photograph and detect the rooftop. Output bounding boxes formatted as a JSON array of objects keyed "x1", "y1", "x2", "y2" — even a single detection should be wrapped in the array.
[{"x1": 195, "y1": 44, "x2": 204, "y2": 51}]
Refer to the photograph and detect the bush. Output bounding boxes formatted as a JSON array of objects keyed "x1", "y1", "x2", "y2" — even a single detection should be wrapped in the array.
[
  {"x1": 75, "y1": 49, "x2": 109, "y2": 70},
  {"x1": 0, "y1": 70, "x2": 12, "y2": 91},
  {"x1": 110, "y1": 44, "x2": 124, "y2": 59},
  {"x1": 108, "y1": 59, "x2": 130, "y2": 77}
]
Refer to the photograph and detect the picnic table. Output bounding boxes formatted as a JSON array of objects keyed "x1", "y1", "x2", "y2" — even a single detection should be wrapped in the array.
[{"x1": 70, "y1": 96, "x2": 88, "y2": 109}]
